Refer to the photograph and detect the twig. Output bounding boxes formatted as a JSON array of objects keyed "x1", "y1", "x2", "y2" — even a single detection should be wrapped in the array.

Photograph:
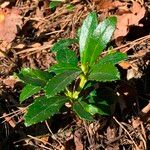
[
  {"x1": 16, "y1": 43, "x2": 52, "y2": 55},
  {"x1": 113, "y1": 116, "x2": 140, "y2": 150},
  {"x1": 28, "y1": 135, "x2": 60, "y2": 150}
]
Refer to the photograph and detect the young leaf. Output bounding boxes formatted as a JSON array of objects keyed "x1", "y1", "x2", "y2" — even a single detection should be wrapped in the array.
[
  {"x1": 20, "y1": 84, "x2": 41, "y2": 103},
  {"x1": 51, "y1": 38, "x2": 78, "y2": 52},
  {"x1": 79, "y1": 12, "x2": 98, "y2": 65},
  {"x1": 44, "y1": 70, "x2": 81, "y2": 98},
  {"x1": 48, "y1": 63, "x2": 80, "y2": 74},
  {"x1": 24, "y1": 96, "x2": 69, "y2": 126},
  {"x1": 56, "y1": 49, "x2": 78, "y2": 65},
  {"x1": 89, "y1": 16, "x2": 117, "y2": 65},
  {"x1": 89, "y1": 63, "x2": 120, "y2": 82},
  {"x1": 73, "y1": 101, "x2": 94, "y2": 121},
  {"x1": 94, "y1": 52, "x2": 127, "y2": 66}
]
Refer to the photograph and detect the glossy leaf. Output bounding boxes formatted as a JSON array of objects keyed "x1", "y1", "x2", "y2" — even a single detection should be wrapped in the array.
[
  {"x1": 56, "y1": 49, "x2": 78, "y2": 65},
  {"x1": 79, "y1": 12, "x2": 98, "y2": 65},
  {"x1": 51, "y1": 38, "x2": 78, "y2": 52},
  {"x1": 88, "y1": 16, "x2": 117, "y2": 65},
  {"x1": 79, "y1": 13, "x2": 117, "y2": 66},
  {"x1": 89, "y1": 63, "x2": 120, "y2": 82},
  {"x1": 94, "y1": 52, "x2": 127, "y2": 66},
  {"x1": 20, "y1": 84, "x2": 41, "y2": 103},
  {"x1": 48, "y1": 63, "x2": 80, "y2": 74},
  {"x1": 44, "y1": 70, "x2": 81, "y2": 98},
  {"x1": 24, "y1": 96, "x2": 69, "y2": 126},
  {"x1": 18, "y1": 68, "x2": 54, "y2": 87},
  {"x1": 73, "y1": 101, "x2": 93, "y2": 121}
]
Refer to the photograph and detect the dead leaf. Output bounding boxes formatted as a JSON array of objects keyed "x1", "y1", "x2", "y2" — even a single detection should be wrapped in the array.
[
  {"x1": 74, "y1": 130, "x2": 83, "y2": 150},
  {"x1": 113, "y1": 2, "x2": 146, "y2": 39},
  {"x1": 132, "y1": 118, "x2": 141, "y2": 128},
  {"x1": 14, "y1": 43, "x2": 25, "y2": 49},
  {"x1": 0, "y1": 7, "x2": 22, "y2": 43},
  {"x1": 0, "y1": 7, "x2": 23, "y2": 56},
  {"x1": 3, "y1": 76, "x2": 18, "y2": 88},
  {"x1": 119, "y1": 61, "x2": 131, "y2": 69},
  {"x1": 92, "y1": 0, "x2": 125, "y2": 11},
  {"x1": 106, "y1": 126, "x2": 116, "y2": 141}
]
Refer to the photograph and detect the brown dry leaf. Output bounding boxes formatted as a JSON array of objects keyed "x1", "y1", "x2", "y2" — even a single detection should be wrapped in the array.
[
  {"x1": 114, "y1": 2, "x2": 146, "y2": 39},
  {"x1": 0, "y1": 7, "x2": 22, "y2": 43},
  {"x1": 0, "y1": 7, "x2": 23, "y2": 56},
  {"x1": 106, "y1": 126, "x2": 116, "y2": 141},
  {"x1": 3, "y1": 76, "x2": 18, "y2": 88},
  {"x1": 119, "y1": 61, "x2": 131, "y2": 69},
  {"x1": 132, "y1": 118, "x2": 141, "y2": 128},
  {"x1": 92, "y1": 0, "x2": 125, "y2": 11},
  {"x1": 74, "y1": 130, "x2": 83, "y2": 150}
]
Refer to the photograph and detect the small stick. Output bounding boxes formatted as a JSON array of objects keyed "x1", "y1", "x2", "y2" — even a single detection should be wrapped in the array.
[{"x1": 113, "y1": 116, "x2": 140, "y2": 150}]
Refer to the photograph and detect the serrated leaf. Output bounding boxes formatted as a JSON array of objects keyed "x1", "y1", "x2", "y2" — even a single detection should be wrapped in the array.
[
  {"x1": 24, "y1": 96, "x2": 69, "y2": 126},
  {"x1": 94, "y1": 52, "x2": 127, "y2": 66},
  {"x1": 73, "y1": 101, "x2": 93, "y2": 121},
  {"x1": 56, "y1": 49, "x2": 78, "y2": 65},
  {"x1": 20, "y1": 84, "x2": 41, "y2": 103},
  {"x1": 18, "y1": 68, "x2": 54, "y2": 87},
  {"x1": 79, "y1": 12, "x2": 98, "y2": 65},
  {"x1": 32, "y1": 69, "x2": 55, "y2": 81},
  {"x1": 80, "y1": 101, "x2": 108, "y2": 116},
  {"x1": 51, "y1": 38, "x2": 78, "y2": 52},
  {"x1": 89, "y1": 16, "x2": 117, "y2": 65},
  {"x1": 44, "y1": 70, "x2": 81, "y2": 98},
  {"x1": 79, "y1": 13, "x2": 117, "y2": 66},
  {"x1": 89, "y1": 63, "x2": 120, "y2": 82},
  {"x1": 48, "y1": 63, "x2": 80, "y2": 74}
]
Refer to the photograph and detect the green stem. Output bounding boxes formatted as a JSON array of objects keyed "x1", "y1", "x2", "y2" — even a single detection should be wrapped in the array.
[
  {"x1": 72, "y1": 73, "x2": 87, "y2": 99},
  {"x1": 65, "y1": 64, "x2": 88, "y2": 100}
]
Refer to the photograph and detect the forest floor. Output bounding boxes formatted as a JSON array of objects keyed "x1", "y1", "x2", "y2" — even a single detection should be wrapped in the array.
[{"x1": 0, "y1": 0, "x2": 150, "y2": 150}]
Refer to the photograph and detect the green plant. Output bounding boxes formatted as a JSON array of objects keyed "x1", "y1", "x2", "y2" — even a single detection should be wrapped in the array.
[
  {"x1": 49, "y1": 0, "x2": 74, "y2": 11},
  {"x1": 18, "y1": 12, "x2": 127, "y2": 126}
]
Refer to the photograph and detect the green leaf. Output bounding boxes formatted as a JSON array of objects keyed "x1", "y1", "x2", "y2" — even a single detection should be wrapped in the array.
[
  {"x1": 80, "y1": 101, "x2": 108, "y2": 116},
  {"x1": 79, "y1": 13, "x2": 117, "y2": 66},
  {"x1": 44, "y1": 70, "x2": 81, "y2": 98},
  {"x1": 24, "y1": 96, "x2": 69, "y2": 126},
  {"x1": 79, "y1": 12, "x2": 98, "y2": 65},
  {"x1": 94, "y1": 52, "x2": 127, "y2": 66},
  {"x1": 56, "y1": 49, "x2": 78, "y2": 65},
  {"x1": 49, "y1": 1, "x2": 61, "y2": 9},
  {"x1": 73, "y1": 101, "x2": 94, "y2": 121},
  {"x1": 88, "y1": 16, "x2": 117, "y2": 65},
  {"x1": 48, "y1": 63, "x2": 80, "y2": 74},
  {"x1": 89, "y1": 63, "x2": 120, "y2": 82},
  {"x1": 18, "y1": 68, "x2": 54, "y2": 87},
  {"x1": 51, "y1": 38, "x2": 78, "y2": 52},
  {"x1": 20, "y1": 84, "x2": 41, "y2": 103}
]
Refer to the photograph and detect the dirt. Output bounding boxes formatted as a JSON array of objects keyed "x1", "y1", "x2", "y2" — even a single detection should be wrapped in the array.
[{"x1": 0, "y1": 0, "x2": 150, "y2": 150}]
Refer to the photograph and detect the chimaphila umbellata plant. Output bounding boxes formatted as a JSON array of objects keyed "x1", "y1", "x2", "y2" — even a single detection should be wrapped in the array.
[{"x1": 17, "y1": 12, "x2": 127, "y2": 126}]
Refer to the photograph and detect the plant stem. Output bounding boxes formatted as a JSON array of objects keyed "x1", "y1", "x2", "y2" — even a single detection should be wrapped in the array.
[{"x1": 72, "y1": 73, "x2": 87, "y2": 99}]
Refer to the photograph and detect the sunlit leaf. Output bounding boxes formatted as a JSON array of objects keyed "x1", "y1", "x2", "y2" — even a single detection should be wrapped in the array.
[
  {"x1": 20, "y1": 84, "x2": 41, "y2": 103},
  {"x1": 44, "y1": 70, "x2": 81, "y2": 97},
  {"x1": 89, "y1": 64, "x2": 120, "y2": 82},
  {"x1": 56, "y1": 49, "x2": 78, "y2": 65},
  {"x1": 24, "y1": 96, "x2": 69, "y2": 126}
]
